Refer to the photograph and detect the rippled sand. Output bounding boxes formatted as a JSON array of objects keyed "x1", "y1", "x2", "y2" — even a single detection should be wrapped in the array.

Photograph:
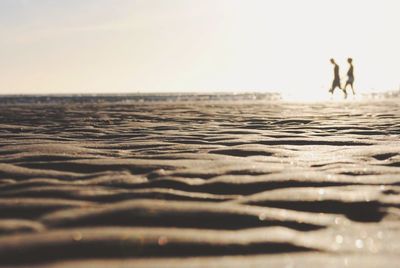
[{"x1": 0, "y1": 99, "x2": 399, "y2": 267}]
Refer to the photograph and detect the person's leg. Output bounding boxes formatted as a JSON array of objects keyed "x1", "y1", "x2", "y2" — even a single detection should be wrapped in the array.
[
  {"x1": 329, "y1": 81, "x2": 335, "y2": 93},
  {"x1": 331, "y1": 80, "x2": 340, "y2": 93},
  {"x1": 350, "y1": 83, "x2": 355, "y2": 95},
  {"x1": 341, "y1": 82, "x2": 348, "y2": 99},
  {"x1": 343, "y1": 88, "x2": 348, "y2": 99}
]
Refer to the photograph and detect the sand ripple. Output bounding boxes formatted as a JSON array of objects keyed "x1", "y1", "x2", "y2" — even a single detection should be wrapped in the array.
[{"x1": 0, "y1": 100, "x2": 399, "y2": 266}]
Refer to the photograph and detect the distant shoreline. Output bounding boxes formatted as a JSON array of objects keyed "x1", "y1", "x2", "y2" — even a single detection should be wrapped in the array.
[{"x1": 0, "y1": 90, "x2": 398, "y2": 104}]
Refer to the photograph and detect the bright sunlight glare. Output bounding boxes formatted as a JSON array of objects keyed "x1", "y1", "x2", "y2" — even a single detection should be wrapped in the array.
[{"x1": 0, "y1": 0, "x2": 398, "y2": 96}]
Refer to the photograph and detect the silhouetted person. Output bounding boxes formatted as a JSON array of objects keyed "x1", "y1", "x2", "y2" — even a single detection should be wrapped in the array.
[
  {"x1": 329, "y1": 58, "x2": 347, "y2": 98},
  {"x1": 344, "y1": 58, "x2": 355, "y2": 95}
]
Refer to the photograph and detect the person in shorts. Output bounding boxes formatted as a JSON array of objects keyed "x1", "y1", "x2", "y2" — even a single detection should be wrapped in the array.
[
  {"x1": 329, "y1": 58, "x2": 347, "y2": 98},
  {"x1": 344, "y1": 58, "x2": 355, "y2": 96}
]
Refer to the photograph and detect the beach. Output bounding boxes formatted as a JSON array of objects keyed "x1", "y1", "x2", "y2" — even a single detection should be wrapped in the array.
[{"x1": 0, "y1": 96, "x2": 399, "y2": 267}]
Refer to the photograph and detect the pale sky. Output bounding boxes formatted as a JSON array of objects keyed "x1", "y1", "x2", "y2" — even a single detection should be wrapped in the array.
[{"x1": 0, "y1": 0, "x2": 399, "y2": 98}]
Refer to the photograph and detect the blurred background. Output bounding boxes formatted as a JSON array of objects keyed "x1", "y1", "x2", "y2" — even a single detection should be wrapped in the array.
[{"x1": 0, "y1": 0, "x2": 399, "y2": 100}]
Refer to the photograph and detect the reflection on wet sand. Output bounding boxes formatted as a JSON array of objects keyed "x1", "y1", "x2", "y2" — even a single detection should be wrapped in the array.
[{"x1": 0, "y1": 98, "x2": 399, "y2": 267}]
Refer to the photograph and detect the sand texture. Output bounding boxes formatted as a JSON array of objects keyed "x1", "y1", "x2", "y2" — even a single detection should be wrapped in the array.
[{"x1": 0, "y1": 99, "x2": 400, "y2": 267}]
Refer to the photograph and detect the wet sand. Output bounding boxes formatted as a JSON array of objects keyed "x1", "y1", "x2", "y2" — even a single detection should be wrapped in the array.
[{"x1": 0, "y1": 98, "x2": 399, "y2": 267}]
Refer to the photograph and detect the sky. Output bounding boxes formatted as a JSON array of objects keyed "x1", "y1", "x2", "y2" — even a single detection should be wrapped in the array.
[{"x1": 0, "y1": 0, "x2": 399, "y2": 99}]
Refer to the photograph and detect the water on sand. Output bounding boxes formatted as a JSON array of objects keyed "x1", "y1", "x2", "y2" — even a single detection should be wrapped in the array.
[{"x1": 0, "y1": 96, "x2": 399, "y2": 267}]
